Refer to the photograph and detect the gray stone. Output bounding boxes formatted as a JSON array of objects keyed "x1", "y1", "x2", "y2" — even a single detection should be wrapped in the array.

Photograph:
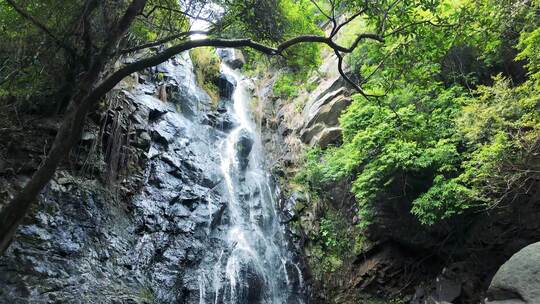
[
  {"x1": 299, "y1": 86, "x2": 352, "y2": 147},
  {"x1": 218, "y1": 73, "x2": 237, "y2": 99},
  {"x1": 303, "y1": 88, "x2": 351, "y2": 129},
  {"x1": 314, "y1": 127, "x2": 343, "y2": 148},
  {"x1": 134, "y1": 130, "x2": 152, "y2": 150},
  {"x1": 217, "y1": 48, "x2": 245, "y2": 69},
  {"x1": 486, "y1": 242, "x2": 540, "y2": 304},
  {"x1": 236, "y1": 129, "x2": 254, "y2": 170}
]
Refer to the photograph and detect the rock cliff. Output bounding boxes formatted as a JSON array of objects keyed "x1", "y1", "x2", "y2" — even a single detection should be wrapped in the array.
[{"x1": 255, "y1": 44, "x2": 540, "y2": 304}]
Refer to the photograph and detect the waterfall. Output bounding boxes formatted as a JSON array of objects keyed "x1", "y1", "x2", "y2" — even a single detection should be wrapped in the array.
[
  {"x1": 197, "y1": 54, "x2": 305, "y2": 304},
  {"x1": 0, "y1": 43, "x2": 306, "y2": 302}
]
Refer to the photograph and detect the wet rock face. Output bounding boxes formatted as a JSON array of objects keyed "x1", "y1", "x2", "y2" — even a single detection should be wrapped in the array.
[
  {"x1": 236, "y1": 129, "x2": 254, "y2": 170},
  {"x1": 0, "y1": 53, "x2": 228, "y2": 304},
  {"x1": 217, "y1": 48, "x2": 246, "y2": 69},
  {"x1": 235, "y1": 261, "x2": 266, "y2": 303},
  {"x1": 486, "y1": 242, "x2": 540, "y2": 304},
  {"x1": 218, "y1": 73, "x2": 237, "y2": 99},
  {"x1": 206, "y1": 100, "x2": 238, "y2": 131},
  {"x1": 0, "y1": 50, "x2": 308, "y2": 304}
]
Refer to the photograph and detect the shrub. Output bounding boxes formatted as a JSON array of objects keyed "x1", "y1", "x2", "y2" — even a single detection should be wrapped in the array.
[
  {"x1": 191, "y1": 47, "x2": 221, "y2": 106},
  {"x1": 273, "y1": 73, "x2": 300, "y2": 99}
]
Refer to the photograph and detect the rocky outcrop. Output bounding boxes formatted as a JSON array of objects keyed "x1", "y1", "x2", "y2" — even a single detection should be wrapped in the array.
[
  {"x1": 299, "y1": 84, "x2": 352, "y2": 148},
  {"x1": 0, "y1": 53, "x2": 225, "y2": 303},
  {"x1": 257, "y1": 49, "x2": 354, "y2": 176},
  {"x1": 486, "y1": 242, "x2": 540, "y2": 304},
  {"x1": 217, "y1": 49, "x2": 246, "y2": 70}
]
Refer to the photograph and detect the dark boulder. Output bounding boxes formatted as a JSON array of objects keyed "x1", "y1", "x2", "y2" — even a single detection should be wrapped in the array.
[
  {"x1": 236, "y1": 129, "x2": 254, "y2": 170},
  {"x1": 218, "y1": 73, "x2": 237, "y2": 99}
]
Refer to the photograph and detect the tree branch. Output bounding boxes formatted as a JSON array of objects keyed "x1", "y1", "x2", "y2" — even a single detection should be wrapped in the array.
[
  {"x1": 379, "y1": 0, "x2": 402, "y2": 35},
  {"x1": 141, "y1": 4, "x2": 216, "y2": 24},
  {"x1": 309, "y1": 0, "x2": 332, "y2": 21},
  {"x1": 331, "y1": 7, "x2": 367, "y2": 37},
  {"x1": 330, "y1": 0, "x2": 338, "y2": 34},
  {"x1": 338, "y1": 33, "x2": 384, "y2": 52},
  {"x1": 120, "y1": 30, "x2": 209, "y2": 54},
  {"x1": 333, "y1": 48, "x2": 373, "y2": 99},
  {"x1": 383, "y1": 19, "x2": 455, "y2": 39}
]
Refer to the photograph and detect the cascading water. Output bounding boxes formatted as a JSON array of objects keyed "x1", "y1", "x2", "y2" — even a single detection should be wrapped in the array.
[
  {"x1": 0, "y1": 39, "x2": 306, "y2": 302},
  {"x1": 197, "y1": 52, "x2": 306, "y2": 304}
]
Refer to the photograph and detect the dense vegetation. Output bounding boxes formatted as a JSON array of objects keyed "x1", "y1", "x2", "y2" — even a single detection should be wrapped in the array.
[
  {"x1": 0, "y1": 0, "x2": 190, "y2": 110},
  {"x1": 191, "y1": 47, "x2": 221, "y2": 105},
  {"x1": 296, "y1": 0, "x2": 540, "y2": 227},
  {"x1": 1, "y1": 1, "x2": 539, "y2": 301}
]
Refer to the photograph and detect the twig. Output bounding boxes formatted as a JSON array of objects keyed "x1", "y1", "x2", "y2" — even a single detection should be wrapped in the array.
[{"x1": 310, "y1": 0, "x2": 332, "y2": 21}]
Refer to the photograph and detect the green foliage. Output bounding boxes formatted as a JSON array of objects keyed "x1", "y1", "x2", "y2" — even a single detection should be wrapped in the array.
[
  {"x1": 238, "y1": 0, "x2": 323, "y2": 81},
  {"x1": 298, "y1": 84, "x2": 465, "y2": 225},
  {"x1": 411, "y1": 177, "x2": 474, "y2": 225},
  {"x1": 191, "y1": 47, "x2": 221, "y2": 106},
  {"x1": 308, "y1": 208, "x2": 355, "y2": 274},
  {"x1": 294, "y1": 147, "x2": 325, "y2": 191},
  {"x1": 296, "y1": 0, "x2": 540, "y2": 227},
  {"x1": 0, "y1": 0, "x2": 190, "y2": 111},
  {"x1": 273, "y1": 74, "x2": 300, "y2": 99},
  {"x1": 320, "y1": 216, "x2": 349, "y2": 252},
  {"x1": 0, "y1": 0, "x2": 83, "y2": 102},
  {"x1": 517, "y1": 27, "x2": 540, "y2": 85},
  {"x1": 279, "y1": 0, "x2": 323, "y2": 71},
  {"x1": 216, "y1": 0, "x2": 287, "y2": 42},
  {"x1": 131, "y1": 0, "x2": 189, "y2": 43},
  {"x1": 457, "y1": 76, "x2": 540, "y2": 204}
]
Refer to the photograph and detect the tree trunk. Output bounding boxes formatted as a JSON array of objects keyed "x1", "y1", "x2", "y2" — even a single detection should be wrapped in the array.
[{"x1": 0, "y1": 0, "x2": 147, "y2": 254}]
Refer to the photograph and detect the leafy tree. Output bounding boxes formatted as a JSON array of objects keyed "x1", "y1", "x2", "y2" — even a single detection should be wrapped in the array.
[{"x1": 297, "y1": 0, "x2": 540, "y2": 227}]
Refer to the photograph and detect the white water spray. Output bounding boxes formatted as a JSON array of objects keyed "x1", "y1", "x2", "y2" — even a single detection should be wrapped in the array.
[{"x1": 197, "y1": 53, "x2": 305, "y2": 304}]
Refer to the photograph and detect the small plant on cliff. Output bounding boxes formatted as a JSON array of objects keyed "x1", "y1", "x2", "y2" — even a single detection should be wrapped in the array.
[
  {"x1": 308, "y1": 209, "x2": 355, "y2": 275},
  {"x1": 273, "y1": 73, "x2": 300, "y2": 99},
  {"x1": 191, "y1": 47, "x2": 221, "y2": 107}
]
